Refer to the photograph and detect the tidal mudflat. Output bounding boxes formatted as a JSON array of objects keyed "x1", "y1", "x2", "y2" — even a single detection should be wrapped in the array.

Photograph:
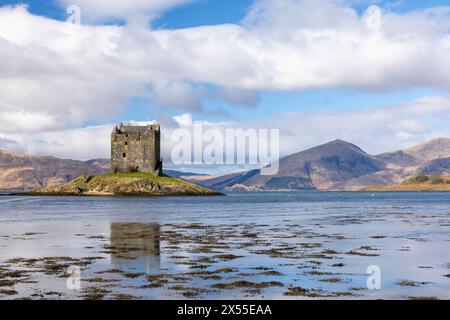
[{"x1": 0, "y1": 192, "x2": 449, "y2": 300}]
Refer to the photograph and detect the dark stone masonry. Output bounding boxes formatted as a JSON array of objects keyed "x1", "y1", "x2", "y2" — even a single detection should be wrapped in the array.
[{"x1": 111, "y1": 123, "x2": 162, "y2": 176}]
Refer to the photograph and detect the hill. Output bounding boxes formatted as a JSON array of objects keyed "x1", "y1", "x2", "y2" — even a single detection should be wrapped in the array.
[
  {"x1": 363, "y1": 175, "x2": 450, "y2": 191},
  {"x1": 197, "y1": 140, "x2": 385, "y2": 191},
  {"x1": 0, "y1": 150, "x2": 108, "y2": 191},
  {"x1": 24, "y1": 173, "x2": 222, "y2": 196},
  {"x1": 403, "y1": 137, "x2": 450, "y2": 161},
  {"x1": 189, "y1": 138, "x2": 450, "y2": 191}
]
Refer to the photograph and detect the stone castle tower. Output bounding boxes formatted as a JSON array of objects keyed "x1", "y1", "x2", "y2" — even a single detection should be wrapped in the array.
[{"x1": 111, "y1": 123, "x2": 162, "y2": 176}]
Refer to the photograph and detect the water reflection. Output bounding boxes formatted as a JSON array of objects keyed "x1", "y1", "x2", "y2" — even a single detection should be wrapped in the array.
[{"x1": 110, "y1": 222, "x2": 161, "y2": 274}]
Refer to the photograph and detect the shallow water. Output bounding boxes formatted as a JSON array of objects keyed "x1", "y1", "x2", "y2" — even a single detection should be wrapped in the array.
[{"x1": 0, "y1": 192, "x2": 449, "y2": 300}]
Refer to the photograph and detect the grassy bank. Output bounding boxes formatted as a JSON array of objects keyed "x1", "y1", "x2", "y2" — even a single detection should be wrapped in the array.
[
  {"x1": 24, "y1": 173, "x2": 223, "y2": 197},
  {"x1": 363, "y1": 175, "x2": 450, "y2": 191}
]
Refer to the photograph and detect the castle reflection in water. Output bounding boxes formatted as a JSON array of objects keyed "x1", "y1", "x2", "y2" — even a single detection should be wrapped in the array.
[{"x1": 109, "y1": 222, "x2": 161, "y2": 274}]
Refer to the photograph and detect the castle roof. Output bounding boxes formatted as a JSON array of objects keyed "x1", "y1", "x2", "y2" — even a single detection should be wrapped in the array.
[{"x1": 113, "y1": 124, "x2": 160, "y2": 135}]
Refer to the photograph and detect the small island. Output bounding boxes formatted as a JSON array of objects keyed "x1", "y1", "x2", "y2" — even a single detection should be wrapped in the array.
[
  {"x1": 22, "y1": 124, "x2": 221, "y2": 197},
  {"x1": 25, "y1": 172, "x2": 222, "y2": 196},
  {"x1": 363, "y1": 175, "x2": 450, "y2": 192}
]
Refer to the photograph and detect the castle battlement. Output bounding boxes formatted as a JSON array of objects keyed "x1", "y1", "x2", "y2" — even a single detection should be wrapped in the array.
[{"x1": 111, "y1": 123, "x2": 162, "y2": 175}]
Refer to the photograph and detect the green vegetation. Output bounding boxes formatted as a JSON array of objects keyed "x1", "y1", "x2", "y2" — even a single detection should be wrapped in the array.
[
  {"x1": 403, "y1": 175, "x2": 446, "y2": 185},
  {"x1": 27, "y1": 172, "x2": 222, "y2": 196},
  {"x1": 70, "y1": 172, "x2": 188, "y2": 186},
  {"x1": 403, "y1": 175, "x2": 429, "y2": 184},
  {"x1": 103, "y1": 172, "x2": 180, "y2": 181},
  {"x1": 364, "y1": 175, "x2": 450, "y2": 191}
]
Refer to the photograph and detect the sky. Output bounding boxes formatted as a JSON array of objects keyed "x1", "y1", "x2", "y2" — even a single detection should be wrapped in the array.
[{"x1": 0, "y1": 0, "x2": 450, "y2": 173}]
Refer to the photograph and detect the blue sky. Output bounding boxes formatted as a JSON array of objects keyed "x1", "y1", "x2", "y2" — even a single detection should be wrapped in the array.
[
  {"x1": 3, "y1": 0, "x2": 450, "y2": 24},
  {"x1": 0, "y1": 0, "x2": 449, "y2": 165},
  {"x1": 0, "y1": 0, "x2": 255, "y2": 24}
]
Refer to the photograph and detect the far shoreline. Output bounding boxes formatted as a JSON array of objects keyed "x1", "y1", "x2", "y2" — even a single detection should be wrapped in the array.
[
  {"x1": 6, "y1": 191, "x2": 224, "y2": 197},
  {"x1": 4, "y1": 189, "x2": 450, "y2": 197}
]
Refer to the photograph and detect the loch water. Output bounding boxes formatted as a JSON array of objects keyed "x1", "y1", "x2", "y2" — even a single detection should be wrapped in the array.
[{"x1": 0, "y1": 192, "x2": 449, "y2": 300}]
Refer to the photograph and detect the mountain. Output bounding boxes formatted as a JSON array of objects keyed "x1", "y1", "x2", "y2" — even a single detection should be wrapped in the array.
[
  {"x1": 0, "y1": 150, "x2": 109, "y2": 191},
  {"x1": 189, "y1": 170, "x2": 261, "y2": 191},
  {"x1": 403, "y1": 137, "x2": 450, "y2": 161},
  {"x1": 374, "y1": 151, "x2": 421, "y2": 168},
  {"x1": 373, "y1": 138, "x2": 450, "y2": 168},
  {"x1": 418, "y1": 157, "x2": 450, "y2": 176},
  {"x1": 85, "y1": 159, "x2": 110, "y2": 170},
  {"x1": 273, "y1": 140, "x2": 385, "y2": 190},
  {"x1": 196, "y1": 140, "x2": 385, "y2": 191},
  {"x1": 26, "y1": 173, "x2": 222, "y2": 197},
  {"x1": 329, "y1": 139, "x2": 450, "y2": 190},
  {"x1": 191, "y1": 138, "x2": 450, "y2": 191},
  {"x1": 163, "y1": 169, "x2": 207, "y2": 179}
]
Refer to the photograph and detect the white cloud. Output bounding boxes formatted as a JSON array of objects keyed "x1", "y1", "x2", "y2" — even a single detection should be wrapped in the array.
[
  {"x1": 0, "y1": 111, "x2": 61, "y2": 133},
  {"x1": 0, "y1": 4, "x2": 449, "y2": 108},
  {"x1": 172, "y1": 113, "x2": 193, "y2": 127},
  {"x1": 0, "y1": 6, "x2": 143, "y2": 132},
  {"x1": 151, "y1": 81, "x2": 206, "y2": 112},
  {"x1": 1, "y1": 125, "x2": 113, "y2": 160},
  {"x1": 0, "y1": 3, "x2": 449, "y2": 124}
]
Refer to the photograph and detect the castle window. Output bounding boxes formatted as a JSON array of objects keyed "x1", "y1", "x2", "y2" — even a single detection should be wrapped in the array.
[
  {"x1": 123, "y1": 153, "x2": 126, "y2": 158},
  {"x1": 125, "y1": 142, "x2": 128, "y2": 146}
]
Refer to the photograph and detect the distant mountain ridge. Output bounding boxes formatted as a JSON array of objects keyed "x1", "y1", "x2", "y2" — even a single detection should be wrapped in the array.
[
  {"x1": 189, "y1": 137, "x2": 450, "y2": 191},
  {"x1": 403, "y1": 137, "x2": 450, "y2": 161},
  {"x1": 1, "y1": 137, "x2": 450, "y2": 191},
  {"x1": 0, "y1": 150, "x2": 109, "y2": 191}
]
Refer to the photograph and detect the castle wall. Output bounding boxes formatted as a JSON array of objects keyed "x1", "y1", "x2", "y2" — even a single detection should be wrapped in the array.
[{"x1": 111, "y1": 125, "x2": 162, "y2": 175}]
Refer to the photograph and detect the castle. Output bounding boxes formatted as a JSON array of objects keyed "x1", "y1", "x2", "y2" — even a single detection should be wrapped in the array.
[{"x1": 111, "y1": 123, "x2": 162, "y2": 176}]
